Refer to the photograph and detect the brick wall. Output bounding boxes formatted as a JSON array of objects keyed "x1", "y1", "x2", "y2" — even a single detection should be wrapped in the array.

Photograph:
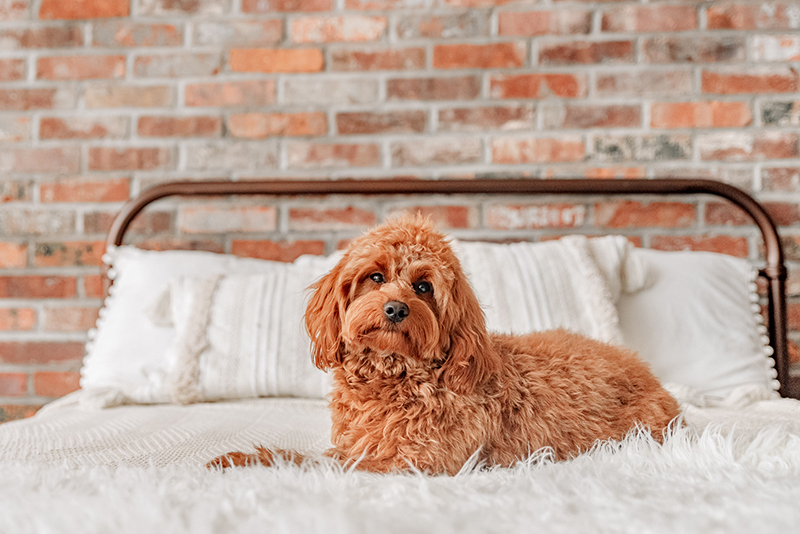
[{"x1": 1, "y1": 1, "x2": 799, "y2": 420}]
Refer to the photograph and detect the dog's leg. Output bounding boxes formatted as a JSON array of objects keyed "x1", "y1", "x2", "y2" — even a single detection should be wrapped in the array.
[{"x1": 206, "y1": 447, "x2": 308, "y2": 469}]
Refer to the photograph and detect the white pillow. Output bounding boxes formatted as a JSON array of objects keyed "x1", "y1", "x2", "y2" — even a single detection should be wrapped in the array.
[{"x1": 617, "y1": 249, "x2": 779, "y2": 399}]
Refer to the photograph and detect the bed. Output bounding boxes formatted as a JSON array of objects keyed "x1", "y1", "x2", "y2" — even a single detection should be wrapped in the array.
[{"x1": 2, "y1": 178, "x2": 800, "y2": 533}]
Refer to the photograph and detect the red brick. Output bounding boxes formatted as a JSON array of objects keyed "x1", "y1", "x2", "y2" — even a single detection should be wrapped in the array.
[
  {"x1": 487, "y1": 203, "x2": 587, "y2": 230},
  {"x1": 193, "y1": 20, "x2": 282, "y2": 47},
  {"x1": 84, "y1": 84, "x2": 173, "y2": 108},
  {"x1": 762, "y1": 167, "x2": 800, "y2": 192},
  {"x1": 44, "y1": 307, "x2": 100, "y2": 332},
  {"x1": 492, "y1": 137, "x2": 585, "y2": 164},
  {"x1": 643, "y1": 36, "x2": 746, "y2": 64},
  {"x1": 698, "y1": 132, "x2": 799, "y2": 161},
  {"x1": 0, "y1": 309, "x2": 35, "y2": 331},
  {"x1": 601, "y1": 5, "x2": 698, "y2": 32},
  {"x1": 539, "y1": 40, "x2": 633, "y2": 65},
  {"x1": 242, "y1": 0, "x2": 331, "y2": 12},
  {"x1": 337, "y1": 110, "x2": 426, "y2": 135},
  {"x1": 0, "y1": 59, "x2": 25, "y2": 81},
  {"x1": 287, "y1": 142, "x2": 381, "y2": 169},
  {"x1": 289, "y1": 207, "x2": 376, "y2": 231},
  {"x1": 185, "y1": 80, "x2": 275, "y2": 107},
  {"x1": 595, "y1": 201, "x2": 695, "y2": 229},
  {"x1": 0, "y1": 88, "x2": 74, "y2": 111},
  {"x1": 84, "y1": 210, "x2": 172, "y2": 235},
  {"x1": 650, "y1": 102, "x2": 752, "y2": 129},
  {"x1": 228, "y1": 112, "x2": 327, "y2": 139},
  {"x1": 434, "y1": 42, "x2": 526, "y2": 69},
  {"x1": 0, "y1": 242, "x2": 27, "y2": 268},
  {"x1": 0, "y1": 147, "x2": 80, "y2": 173},
  {"x1": 0, "y1": 26, "x2": 83, "y2": 48},
  {"x1": 34, "y1": 371, "x2": 81, "y2": 398},
  {"x1": 596, "y1": 69, "x2": 693, "y2": 96},
  {"x1": 650, "y1": 235, "x2": 749, "y2": 257},
  {"x1": 706, "y1": 201, "x2": 800, "y2": 227},
  {"x1": 88, "y1": 147, "x2": 173, "y2": 171},
  {"x1": 84, "y1": 275, "x2": 105, "y2": 298},
  {"x1": 444, "y1": 0, "x2": 527, "y2": 6},
  {"x1": 35, "y1": 241, "x2": 105, "y2": 268},
  {"x1": 41, "y1": 177, "x2": 129, "y2": 203},
  {"x1": 93, "y1": 22, "x2": 183, "y2": 47},
  {"x1": 292, "y1": 16, "x2": 387, "y2": 43},
  {"x1": 490, "y1": 73, "x2": 586, "y2": 99},
  {"x1": 37, "y1": 55, "x2": 125, "y2": 81},
  {"x1": 788, "y1": 301, "x2": 800, "y2": 330},
  {"x1": 230, "y1": 48, "x2": 324, "y2": 73},
  {"x1": 543, "y1": 104, "x2": 640, "y2": 129},
  {"x1": 138, "y1": 116, "x2": 221, "y2": 137},
  {"x1": 438, "y1": 105, "x2": 536, "y2": 132},
  {"x1": 387, "y1": 76, "x2": 481, "y2": 101},
  {"x1": 134, "y1": 238, "x2": 224, "y2": 254},
  {"x1": 0, "y1": 277, "x2": 76, "y2": 299},
  {"x1": 396, "y1": 11, "x2": 489, "y2": 40},
  {"x1": 0, "y1": 373, "x2": 26, "y2": 397},
  {"x1": 707, "y1": 3, "x2": 797, "y2": 30},
  {"x1": 231, "y1": 240, "x2": 325, "y2": 262},
  {"x1": 180, "y1": 205, "x2": 276, "y2": 234},
  {"x1": 331, "y1": 47, "x2": 425, "y2": 71},
  {"x1": 0, "y1": 404, "x2": 42, "y2": 423},
  {"x1": 40, "y1": 0, "x2": 129, "y2": 19},
  {"x1": 40, "y1": 116, "x2": 128, "y2": 139},
  {"x1": 391, "y1": 138, "x2": 482, "y2": 167},
  {"x1": 702, "y1": 68, "x2": 799, "y2": 94},
  {"x1": 134, "y1": 53, "x2": 221, "y2": 78},
  {"x1": 385, "y1": 206, "x2": 476, "y2": 229},
  {"x1": 498, "y1": 10, "x2": 591, "y2": 36}
]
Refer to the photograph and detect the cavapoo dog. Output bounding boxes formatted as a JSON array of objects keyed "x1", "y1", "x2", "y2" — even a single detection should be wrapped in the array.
[{"x1": 209, "y1": 215, "x2": 680, "y2": 474}]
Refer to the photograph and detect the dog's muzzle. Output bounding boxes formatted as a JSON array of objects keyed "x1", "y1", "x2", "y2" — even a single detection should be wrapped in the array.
[{"x1": 383, "y1": 301, "x2": 409, "y2": 323}]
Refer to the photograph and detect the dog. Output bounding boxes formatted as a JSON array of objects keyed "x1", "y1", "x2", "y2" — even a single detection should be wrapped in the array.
[{"x1": 208, "y1": 215, "x2": 680, "y2": 474}]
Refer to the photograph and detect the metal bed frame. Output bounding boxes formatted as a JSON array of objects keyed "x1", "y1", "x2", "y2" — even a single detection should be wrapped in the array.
[{"x1": 107, "y1": 178, "x2": 797, "y2": 399}]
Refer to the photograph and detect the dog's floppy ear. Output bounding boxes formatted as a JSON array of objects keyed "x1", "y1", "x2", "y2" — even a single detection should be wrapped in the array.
[
  {"x1": 439, "y1": 272, "x2": 502, "y2": 394},
  {"x1": 305, "y1": 259, "x2": 348, "y2": 370}
]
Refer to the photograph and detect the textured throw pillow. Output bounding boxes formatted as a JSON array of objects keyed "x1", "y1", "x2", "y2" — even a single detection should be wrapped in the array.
[{"x1": 617, "y1": 249, "x2": 779, "y2": 399}]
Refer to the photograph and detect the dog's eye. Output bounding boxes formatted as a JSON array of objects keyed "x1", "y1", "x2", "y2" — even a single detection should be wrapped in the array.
[
  {"x1": 413, "y1": 281, "x2": 432, "y2": 295},
  {"x1": 369, "y1": 273, "x2": 384, "y2": 284}
]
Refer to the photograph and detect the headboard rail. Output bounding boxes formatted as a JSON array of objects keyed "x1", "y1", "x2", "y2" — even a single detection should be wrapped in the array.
[{"x1": 108, "y1": 178, "x2": 795, "y2": 399}]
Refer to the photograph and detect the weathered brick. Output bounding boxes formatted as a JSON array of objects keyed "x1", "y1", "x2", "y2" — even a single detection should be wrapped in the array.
[
  {"x1": 596, "y1": 70, "x2": 692, "y2": 96},
  {"x1": 138, "y1": 116, "x2": 221, "y2": 137},
  {"x1": 595, "y1": 201, "x2": 696, "y2": 229},
  {"x1": 0, "y1": 404, "x2": 41, "y2": 423},
  {"x1": 242, "y1": 0, "x2": 331, "y2": 12},
  {"x1": 35, "y1": 241, "x2": 105, "y2": 267},
  {"x1": 0, "y1": 25, "x2": 83, "y2": 48},
  {"x1": 230, "y1": 48, "x2": 324, "y2": 73},
  {"x1": 289, "y1": 207, "x2": 376, "y2": 231},
  {"x1": 37, "y1": 55, "x2": 125, "y2": 81},
  {"x1": 286, "y1": 142, "x2": 381, "y2": 169},
  {"x1": 185, "y1": 80, "x2": 275, "y2": 107},
  {"x1": 88, "y1": 147, "x2": 173, "y2": 171},
  {"x1": 391, "y1": 138, "x2": 482, "y2": 167},
  {"x1": 331, "y1": 47, "x2": 425, "y2": 71},
  {"x1": 490, "y1": 73, "x2": 586, "y2": 99},
  {"x1": 0, "y1": 116, "x2": 30, "y2": 142},
  {"x1": 438, "y1": 105, "x2": 535, "y2": 132},
  {"x1": 83, "y1": 275, "x2": 105, "y2": 298},
  {"x1": 134, "y1": 237, "x2": 224, "y2": 253},
  {"x1": 601, "y1": 5, "x2": 698, "y2": 32},
  {"x1": 702, "y1": 68, "x2": 799, "y2": 94},
  {"x1": 0, "y1": 373, "x2": 26, "y2": 397},
  {"x1": 40, "y1": 0, "x2": 129, "y2": 19},
  {"x1": 0, "y1": 88, "x2": 75, "y2": 111},
  {"x1": 644, "y1": 36, "x2": 746, "y2": 63},
  {"x1": 386, "y1": 205, "x2": 477, "y2": 229},
  {"x1": 706, "y1": 201, "x2": 800, "y2": 226},
  {"x1": 228, "y1": 112, "x2": 327, "y2": 138},
  {"x1": 487, "y1": 203, "x2": 587, "y2": 230},
  {"x1": 707, "y1": 3, "x2": 798, "y2": 30},
  {"x1": 387, "y1": 76, "x2": 481, "y2": 101},
  {"x1": 138, "y1": 0, "x2": 230, "y2": 16},
  {"x1": 337, "y1": 110, "x2": 426, "y2": 135},
  {"x1": 434, "y1": 42, "x2": 526, "y2": 69},
  {"x1": 283, "y1": 78, "x2": 378, "y2": 105},
  {"x1": 0, "y1": 180, "x2": 31, "y2": 202},
  {"x1": 698, "y1": 132, "x2": 799, "y2": 161},
  {"x1": 34, "y1": 371, "x2": 81, "y2": 398},
  {"x1": 0, "y1": 58, "x2": 24, "y2": 81},
  {"x1": 84, "y1": 210, "x2": 172, "y2": 235},
  {"x1": 542, "y1": 104, "x2": 640, "y2": 129},
  {"x1": 762, "y1": 101, "x2": 800, "y2": 126},
  {"x1": 593, "y1": 134, "x2": 692, "y2": 162},
  {"x1": 499, "y1": 10, "x2": 592, "y2": 36},
  {"x1": 231, "y1": 240, "x2": 325, "y2": 262},
  {"x1": 40, "y1": 116, "x2": 128, "y2": 139},
  {"x1": 180, "y1": 205, "x2": 276, "y2": 234},
  {"x1": 0, "y1": 147, "x2": 81, "y2": 173},
  {"x1": 193, "y1": 20, "x2": 282, "y2": 46},
  {"x1": 41, "y1": 177, "x2": 129, "y2": 203},
  {"x1": 0, "y1": 0, "x2": 29, "y2": 21},
  {"x1": 184, "y1": 142, "x2": 278, "y2": 171},
  {"x1": 0, "y1": 210, "x2": 74, "y2": 236},
  {"x1": 753, "y1": 35, "x2": 800, "y2": 62},
  {"x1": 92, "y1": 22, "x2": 183, "y2": 47},
  {"x1": 539, "y1": 40, "x2": 633, "y2": 65},
  {"x1": 492, "y1": 136, "x2": 585, "y2": 164},
  {"x1": 0, "y1": 277, "x2": 77, "y2": 299},
  {"x1": 0, "y1": 308, "x2": 35, "y2": 330},
  {"x1": 396, "y1": 11, "x2": 489, "y2": 40},
  {"x1": 762, "y1": 167, "x2": 800, "y2": 191},
  {"x1": 650, "y1": 235, "x2": 749, "y2": 257},
  {"x1": 650, "y1": 101, "x2": 752, "y2": 129},
  {"x1": 84, "y1": 84, "x2": 173, "y2": 108},
  {"x1": 134, "y1": 53, "x2": 221, "y2": 78},
  {"x1": 292, "y1": 16, "x2": 387, "y2": 43},
  {"x1": 0, "y1": 242, "x2": 26, "y2": 268},
  {"x1": 444, "y1": 0, "x2": 529, "y2": 6},
  {"x1": 44, "y1": 307, "x2": 100, "y2": 332}
]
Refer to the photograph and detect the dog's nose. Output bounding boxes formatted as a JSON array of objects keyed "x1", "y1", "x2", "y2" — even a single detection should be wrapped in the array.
[{"x1": 383, "y1": 301, "x2": 409, "y2": 323}]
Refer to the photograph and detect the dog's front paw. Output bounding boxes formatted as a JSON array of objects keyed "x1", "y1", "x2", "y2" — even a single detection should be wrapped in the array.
[{"x1": 206, "y1": 451, "x2": 260, "y2": 469}]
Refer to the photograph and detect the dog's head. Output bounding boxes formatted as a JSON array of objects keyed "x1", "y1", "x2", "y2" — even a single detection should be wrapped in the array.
[{"x1": 305, "y1": 214, "x2": 500, "y2": 393}]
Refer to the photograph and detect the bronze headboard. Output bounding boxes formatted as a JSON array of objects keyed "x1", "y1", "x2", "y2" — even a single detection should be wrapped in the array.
[{"x1": 107, "y1": 178, "x2": 795, "y2": 399}]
